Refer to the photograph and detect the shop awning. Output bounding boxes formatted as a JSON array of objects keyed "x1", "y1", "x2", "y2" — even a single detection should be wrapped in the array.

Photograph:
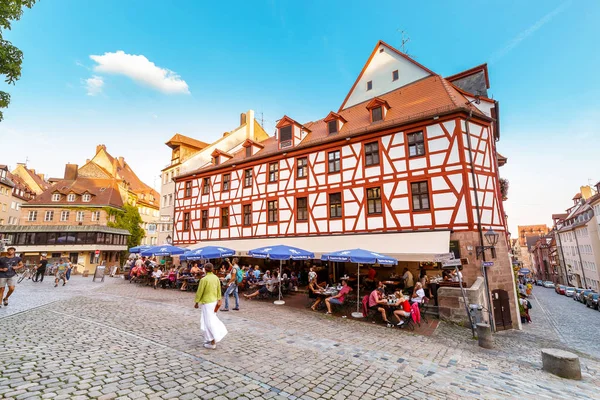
[{"x1": 188, "y1": 230, "x2": 451, "y2": 262}]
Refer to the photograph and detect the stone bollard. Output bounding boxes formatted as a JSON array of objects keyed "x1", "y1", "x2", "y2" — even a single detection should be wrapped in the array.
[
  {"x1": 476, "y1": 323, "x2": 493, "y2": 349},
  {"x1": 541, "y1": 348, "x2": 581, "y2": 380}
]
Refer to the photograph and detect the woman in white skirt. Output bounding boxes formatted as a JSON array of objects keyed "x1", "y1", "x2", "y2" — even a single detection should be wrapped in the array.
[{"x1": 194, "y1": 263, "x2": 228, "y2": 349}]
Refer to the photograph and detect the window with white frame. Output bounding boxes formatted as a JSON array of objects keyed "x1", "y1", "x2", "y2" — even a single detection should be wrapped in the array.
[
  {"x1": 52, "y1": 193, "x2": 61, "y2": 202},
  {"x1": 76, "y1": 211, "x2": 85, "y2": 222},
  {"x1": 67, "y1": 194, "x2": 76, "y2": 202},
  {"x1": 10, "y1": 201, "x2": 15, "y2": 209},
  {"x1": 92, "y1": 211, "x2": 100, "y2": 221},
  {"x1": 44, "y1": 211, "x2": 54, "y2": 221},
  {"x1": 16, "y1": 203, "x2": 20, "y2": 210},
  {"x1": 82, "y1": 194, "x2": 91, "y2": 202},
  {"x1": 60, "y1": 210, "x2": 70, "y2": 221},
  {"x1": 28, "y1": 211, "x2": 37, "y2": 221}
]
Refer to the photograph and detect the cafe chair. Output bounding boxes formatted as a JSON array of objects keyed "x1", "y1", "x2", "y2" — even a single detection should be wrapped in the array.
[{"x1": 419, "y1": 297, "x2": 430, "y2": 324}]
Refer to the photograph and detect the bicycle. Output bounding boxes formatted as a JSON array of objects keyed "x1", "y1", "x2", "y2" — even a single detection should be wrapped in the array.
[{"x1": 17, "y1": 267, "x2": 34, "y2": 284}]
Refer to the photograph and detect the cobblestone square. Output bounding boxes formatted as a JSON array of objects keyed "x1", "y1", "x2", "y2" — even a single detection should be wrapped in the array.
[{"x1": 1, "y1": 277, "x2": 599, "y2": 399}]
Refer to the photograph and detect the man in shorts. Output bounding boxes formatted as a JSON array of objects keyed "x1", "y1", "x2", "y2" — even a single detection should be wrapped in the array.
[
  {"x1": 0, "y1": 246, "x2": 24, "y2": 307},
  {"x1": 55, "y1": 259, "x2": 68, "y2": 287}
]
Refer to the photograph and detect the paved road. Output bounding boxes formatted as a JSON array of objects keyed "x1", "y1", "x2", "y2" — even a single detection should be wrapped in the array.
[
  {"x1": 0, "y1": 277, "x2": 599, "y2": 399},
  {"x1": 528, "y1": 285, "x2": 600, "y2": 359}
]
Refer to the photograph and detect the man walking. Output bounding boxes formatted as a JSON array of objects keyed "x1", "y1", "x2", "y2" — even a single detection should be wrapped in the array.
[
  {"x1": 194, "y1": 263, "x2": 227, "y2": 350},
  {"x1": 54, "y1": 259, "x2": 68, "y2": 287},
  {"x1": 34, "y1": 255, "x2": 48, "y2": 283},
  {"x1": 0, "y1": 247, "x2": 24, "y2": 307},
  {"x1": 222, "y1": 257, "x2": 240, "y2": 311}
]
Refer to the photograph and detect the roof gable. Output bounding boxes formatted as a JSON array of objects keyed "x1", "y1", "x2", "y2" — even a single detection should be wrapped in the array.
[{"x1": 339, "y1": 40, "x2": 433, "y2": 111}]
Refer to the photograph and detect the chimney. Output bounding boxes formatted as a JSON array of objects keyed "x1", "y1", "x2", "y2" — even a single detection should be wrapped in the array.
[
  {"x1": 240, "y1": 113, "x2": 247, "y2": 126},
  {"x1": 64, "y1": 164, "x2": 78, "y2": 180},
  {"x1": 247, "y1": 110, "x2": 255, "y2": 139},
  {"x1": 117, "y1": 156, "x2": 125, "y2": 167},
  {"x1": 96, "y1": 144, "x2": 106, "y2": 154},
  {"x1": 38, "y1": 173, "x2": 45, "y2": 181}
]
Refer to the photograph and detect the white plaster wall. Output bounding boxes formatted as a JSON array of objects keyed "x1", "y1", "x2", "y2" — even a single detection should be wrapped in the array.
[{"x1": 343, "y1": 43, "x2": 431, "y2": 109}]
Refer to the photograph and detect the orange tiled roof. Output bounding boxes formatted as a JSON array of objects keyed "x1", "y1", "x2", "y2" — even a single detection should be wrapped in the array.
[
  {"x1": 181, "y1": 74, "x2": 485, "y2": 178},
  {"x1": 166, "y1": 134, "x2": 209, "y2": 150}
]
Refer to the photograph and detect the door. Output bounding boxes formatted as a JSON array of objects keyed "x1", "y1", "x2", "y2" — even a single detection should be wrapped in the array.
[
  {"x1": 492, "y1": 289, "x2": 512, "y2": 331},
  {"x1": 69, "y1": 252, "x2": 78, "y2": 264}
]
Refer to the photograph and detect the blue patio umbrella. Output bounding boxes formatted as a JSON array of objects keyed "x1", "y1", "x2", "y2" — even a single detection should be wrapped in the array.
[
  {"x1": 140, "y1": 244, "x2": 187, "y2": 257},
  {"x1": 248, "y1": 245, "x2": 314, "y2": 260},
  {"x1": 128, "y1": 245, "x2": 152, "y2": 254},
  {"x1": 321, "y1": 248, "x2": 398, "y2": 318},
  {"x1": 248, "y1": 245, "x2": 315, "y2": 305},
  {"x1": 184, "y1": 246, "x2": 236, "y2": 261},
  {"x1": 518, "y1": 268, "x2": 531, "y2": 275}
]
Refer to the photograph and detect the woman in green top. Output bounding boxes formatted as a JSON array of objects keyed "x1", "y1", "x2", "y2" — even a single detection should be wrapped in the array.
[{"x1": 194, "y1": 263, "x2": 227, "y2": 349}]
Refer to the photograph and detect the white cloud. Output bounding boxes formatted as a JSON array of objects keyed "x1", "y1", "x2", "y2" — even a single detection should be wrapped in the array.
[
  {"x1": 89, "y1": 51, "x2": 190, "y2": 94},
  {"x1": 83, "y1": 75, "x2": 104, "y2": 96}
]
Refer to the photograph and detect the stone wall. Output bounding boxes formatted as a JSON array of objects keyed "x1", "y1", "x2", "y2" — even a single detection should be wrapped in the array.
[
  {"x1": 448, "y1": 231, "x2": 520, "y2": 330},
  {"x1": 438, "y1": 276, "x2": 486, "y2": 326}
]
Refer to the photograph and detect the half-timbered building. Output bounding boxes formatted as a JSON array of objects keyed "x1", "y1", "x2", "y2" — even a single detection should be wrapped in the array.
[{"x1": 172, "y1": 41, "x2": 519, "y2": 329}]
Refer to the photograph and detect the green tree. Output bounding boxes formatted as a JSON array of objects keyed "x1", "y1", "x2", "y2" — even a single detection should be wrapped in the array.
[
  {"x1": 0, "y1": 0, "x2": 37, "y2": 121},
  {"x1": 107, "y1": 204, "x2": 145, "y2": 249}
]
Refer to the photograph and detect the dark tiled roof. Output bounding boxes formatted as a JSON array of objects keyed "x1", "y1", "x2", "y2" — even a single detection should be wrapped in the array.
[{"x1": 24, "y1": 178, "x2": 124, "y2": 209}]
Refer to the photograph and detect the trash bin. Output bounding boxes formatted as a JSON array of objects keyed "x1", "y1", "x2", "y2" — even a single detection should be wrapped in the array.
[{"x1": 469, "y1": 304, "x2": 484, "y2": 326}]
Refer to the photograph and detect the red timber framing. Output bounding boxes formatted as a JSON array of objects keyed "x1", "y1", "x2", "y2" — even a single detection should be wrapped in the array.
[{"x1": 172, "y1": 111, "x2": 505, "y2": 245}]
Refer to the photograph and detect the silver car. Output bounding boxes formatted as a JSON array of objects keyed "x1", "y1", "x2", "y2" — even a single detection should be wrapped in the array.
[
  {"x1": 565, "y1": 287, "x2": 576, "y2": 297},
  {"x1": 543, "y1": 281, "x2": 555, "y2": 288}
]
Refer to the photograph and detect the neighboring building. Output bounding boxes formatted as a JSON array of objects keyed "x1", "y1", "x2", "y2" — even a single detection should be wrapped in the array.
[
  {"x1": 516, "y1": 224, "x2": 550, "y2": 272},
  {"x1": 530, "y1": 233, "x2": 558, "y2": 282},
  {"x1": 11, "y1": 163, "x2": 50, "y2": 195},
  {"x1": 173, "y1": 41, "x2": 520, "y2": 329},
  {"x1": 1, "y1": 145, "x2": 157, "y2": 271},
  {"x1": 159, "y1": 111, "x2": 269, "y2": 245},
  {"x1": 159, "y1": 134, "x2": 209, "y2": 245},
  {"x1": 0, "y1": 165, "x2": 36, "y2": 226},
  {"x1": 554, "y1": 186, "x2": 600, "y2": 290},
  {"x1": 80, "y1": 145, "x2": 160, "y2": 246}
]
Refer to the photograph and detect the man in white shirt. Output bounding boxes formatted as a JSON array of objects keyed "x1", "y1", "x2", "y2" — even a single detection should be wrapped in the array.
[{"x1": 152, "y1": 267, "x2": 163, "y2": 289}]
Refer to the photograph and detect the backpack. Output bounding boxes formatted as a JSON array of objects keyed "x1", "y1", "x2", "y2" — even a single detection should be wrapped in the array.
[
  {"x1": 527, "y1": 300, "x2": 532, "y2": 310},
  {"x1": 236, "y1": 267, "x2": 244, "y2": 284}
]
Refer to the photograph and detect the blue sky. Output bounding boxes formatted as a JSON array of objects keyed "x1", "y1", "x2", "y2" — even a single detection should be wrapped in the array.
[{"x1": 0, "y1": 0, "x2": 599, "y2": 234}]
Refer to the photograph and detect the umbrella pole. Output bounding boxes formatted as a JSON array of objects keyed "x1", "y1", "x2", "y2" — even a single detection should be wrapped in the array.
[
  {"x1": 351, "y1": 263, "x2": 363, "y2": 318},
  {"x1": 274, "y1": 259, "x2": 285, "y2": 305}
]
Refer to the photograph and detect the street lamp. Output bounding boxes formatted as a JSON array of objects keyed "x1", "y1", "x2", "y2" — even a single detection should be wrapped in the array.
[
  {"x1": 166, "y1": 235, "x2": 172, "y2": 245},
  {"x1": 476, "y1": 227, "x2": 499, "y2": 259}
]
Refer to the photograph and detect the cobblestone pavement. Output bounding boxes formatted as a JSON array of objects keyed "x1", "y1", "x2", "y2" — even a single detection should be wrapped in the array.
[
  {"x1": 1, "y1": 277, "x2": 599, "y2": 399},
  {"x1": 527, "y1": 285, "x2": 600, "y2": 359}
]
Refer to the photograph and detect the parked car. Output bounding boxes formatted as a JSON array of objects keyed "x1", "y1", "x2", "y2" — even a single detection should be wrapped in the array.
[
  {"x1": 579, "y1": 290, "x2": 595, "y2": 304},
  {"x1": 565, "y1": 287, "x2": 576, "y2": 297},
  {"x1": 543, "y1": 281, "x2": 555, "y2": 288},
  {"x1": 536, "y1": 280, "x2": 543, "y2": 286},
  {"x1": 574, "y1": 288, "x2": 586, "y2": 301},
  {"x1": 585, "y1": 293, "x2": 599, "y2": 309},
  {"x1": 557, "y1": 285, "x2": 566, "y2": 295}
]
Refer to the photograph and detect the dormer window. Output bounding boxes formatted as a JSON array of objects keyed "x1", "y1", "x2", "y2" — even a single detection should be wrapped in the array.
[
  {"x1": 328, "y1": 120, "x2": 338, "y2": 135},
  {"x1": 245, "y1": 146, "x2": 252, "y2": 158},
  {"x1": 52, "y1": 193, "x2": 61, "y2": 202},
  {"x1": 280, "y1": 125, "x2": 292, "y2": 148},
  {"x1": 366, "y1": 97, "x2": 391, "y2": 123},
  {"x1": 324, "y1": 111, "x2": 347, "y2": 136},
  {"x1": 392, "y1": 70, "x2": 399, "y2": 81},
  {"x1": 213, "y1": 156, "x2": 220, "y2": 166},
  {"x1": 82, "y1": 194, "x2": 91, "y2": 202},
  {"x1": 372, "y1": 107, "x2": 382, "y2": 122}
]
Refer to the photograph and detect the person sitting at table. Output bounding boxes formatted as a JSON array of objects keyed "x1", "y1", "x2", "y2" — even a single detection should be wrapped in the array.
[
  {"x1": 411, "y1": 282, "x2": 426, "y2": 304},
  {"x1": 253, "y1": 266, "x2": 261, "y2": 281},
  {"x1": 244, "y1": 277, "x2": 278, "y2": 300},
  {"x1": 324, "y1": 279, "x2": 352, "y2": 315},
  {"x1": 309, "y1": 275, "x2": 324, "y2": 310},
  {"x1": 160, "y1": 266, "x2": 177, "y2": 288},
  {"x1": 151, "y1": 267, "x2": 163, "y2": 289},
  {"x1": 290, "y1": 272, "x2": 299, "y2": 291},
  {"x1": 178, "y1": 266, "x2": 191, "y2": 291},
  {"x1": 442, "y1": 270, "x2": 452, "y2": 282},
  {"x1": 392, "y1": 292, "x2": 411, "y2": 326},
  {"x1": 246, "y1": 266, "x2": 255, "y2": 282},
  {"x1": 264, "y1": 270, "x2": 272, "y2": 280},
  {"x1": 369, "y1": 287, "x2": 392, "y2": 327}
]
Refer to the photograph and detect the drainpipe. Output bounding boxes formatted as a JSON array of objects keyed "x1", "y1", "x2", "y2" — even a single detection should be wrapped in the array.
[
  {"x1": 573, "y1": 229, "x2": 588, "y2": 288},
  {"x1": 464, "y1": 111, "x2": 495, "y2": 332},
  {"x1": 555, "y1": 231, "x2": 570, "y2": 286}
]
